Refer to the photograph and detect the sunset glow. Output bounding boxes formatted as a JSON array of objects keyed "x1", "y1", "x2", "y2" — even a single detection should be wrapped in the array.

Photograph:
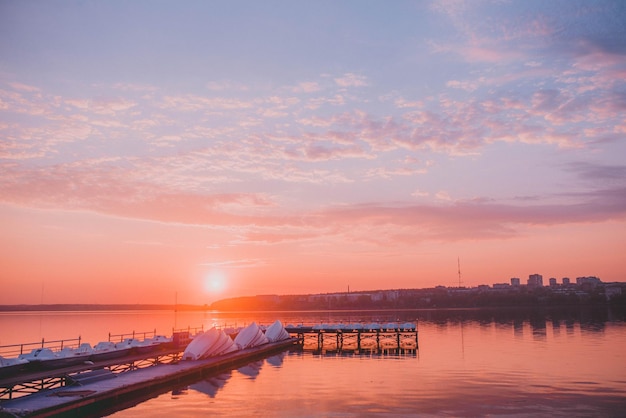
[{"x1": 1, "y1": 1, "x2": 625, "y2": 304}]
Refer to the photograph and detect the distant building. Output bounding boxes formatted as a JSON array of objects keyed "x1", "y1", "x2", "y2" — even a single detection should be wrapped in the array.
[
  {"x1": 493, "y1": 283, "x2": 511, "y2": 290},
  {"x1": 605, "y1": 286, "x2": 622, "y2": 300},
  {"x1": 549, "y1": 277, "x2": 557, "y2": 286},
  {"x1": 385, "y1": 290, "x2": 400, "y2": 301},
  {"x1": 511, "y1": 277, "x2": 521, "y2": 286},
  {"x1": 528, "y1": 274, "x2": 543, "y2": 287},
  {"x1": 371, "y1": 292, "x2": 384, "y2": 302},
  {"x1": 562, "y1": 277, "x2": 570, "y2": 285},
  {"x1": 576, "y1": 276, "x2": 601, "y2": 286},
  {"x1": 346, "y1": 293, "x2": 361, "y2": 302}
]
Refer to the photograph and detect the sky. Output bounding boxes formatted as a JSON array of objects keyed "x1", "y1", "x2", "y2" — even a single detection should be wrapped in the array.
[{"x1": 1, "y1": 0, "x2": 625, "y2": 305}]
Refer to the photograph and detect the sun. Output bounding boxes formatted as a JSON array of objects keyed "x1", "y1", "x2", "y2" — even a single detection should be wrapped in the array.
[{"x1": 204, "y1": 270, "x2": 226, "y2": 294}]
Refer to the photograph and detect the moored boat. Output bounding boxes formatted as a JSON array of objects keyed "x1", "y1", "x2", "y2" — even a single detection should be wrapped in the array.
[
  {"x1": 0, "y1": 355, "x2": 29, "y2": 377},
  {"x1": 182, "y1": 329, "x2": 221, "y2": 361},
  {"x1": 208, "y1": 330, "x2": 238, "y2": 356},
  {"x1": 90, "y1": 341, "x2": 132, "y2": 361},
  {"x1": 234, "y1": 322, "x2": 268, "y2": 349},
  {"x1": 264, "y1": 320, "x2": 290, "y2": 342},
  {"x1": 18, "y1": 348, "x2": 88, "y2": 370}
]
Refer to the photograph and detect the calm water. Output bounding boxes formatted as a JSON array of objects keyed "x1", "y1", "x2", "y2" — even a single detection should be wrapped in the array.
[{"x1": 1, "y1": 308, "x2": 625, "y2": 417}]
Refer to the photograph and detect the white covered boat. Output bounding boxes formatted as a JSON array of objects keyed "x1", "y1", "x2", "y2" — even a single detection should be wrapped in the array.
[
  {"x1": 55, "y1": 343, "x2": 94, "y2": 366},
  {"x1": 183, "y1": 329, "x2": 219, "y2": 361},
  {"x1": 91, "y1": 341, "x2": 132, "y2": 361},
  {"x1": 18, "y1": 347, "x2": 91, "y2": 369},
  {"x1": 233, "y1": 322, "x2": 268, "y2": 349},
  {"x1": 0, "y1": 355, "x2": 29, "y2": 377},
  {"x1": 182, "y1": 328, "x2": 238, "y2": 360},
  {"x1": 264, "y1": 320, "x2": 290, "y2": 342},
  {"x1": 207, "y1": 330, "x2": 238, "y2": 357},
  {"x1": 113, "y1": 337, "x2": 163, "y2": 354}
]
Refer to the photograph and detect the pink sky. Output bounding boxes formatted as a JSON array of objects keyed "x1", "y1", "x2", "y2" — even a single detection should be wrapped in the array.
[{"x1": 1, "y1": 1, "x2": 625, "y2": 304}]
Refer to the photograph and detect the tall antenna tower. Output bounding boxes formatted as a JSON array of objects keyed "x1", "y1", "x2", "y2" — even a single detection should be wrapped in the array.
[{"x1": 457, "y1": 256, "x2": 462, "y2": 287}]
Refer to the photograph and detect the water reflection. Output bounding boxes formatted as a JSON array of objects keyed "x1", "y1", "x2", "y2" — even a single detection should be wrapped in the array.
[
  {"x1": 237, "y1": 360, "x2": 263, "y2": 379},
  {"x1": 266, "y1": 352, "x2": 286, "y2": 367},
  {"x1": 530, "y1": 314, "x2": 547, "y2": 341},
  {"x1": 552, "y1": 318, "x2": 561, "y2": 337},
  {"x1": 89, "y1": 308, "x2": 626, "y2": 418},
  {"x1": 189, "y1": 372, "x2": 231, "y2": 398}
]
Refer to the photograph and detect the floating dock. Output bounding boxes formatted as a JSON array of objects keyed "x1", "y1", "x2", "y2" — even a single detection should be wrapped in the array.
[
  {"x1": 285, "y1": 323, "x2": 418, "y2": 354},
  {"x1": 0, "y1": 339, "x2": 296, "y2": 418}
]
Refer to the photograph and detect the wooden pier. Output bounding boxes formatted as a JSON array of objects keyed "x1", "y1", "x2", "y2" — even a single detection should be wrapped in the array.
[
  {"x1": 0, "y1": 345, "x2": 183, "y2": 401},
  {"x1": 285, "y1": 323, "x2": 418, "y2": 355},
  {"x1": 0, "y1": 339, "x2": 296, "y2": 417}
]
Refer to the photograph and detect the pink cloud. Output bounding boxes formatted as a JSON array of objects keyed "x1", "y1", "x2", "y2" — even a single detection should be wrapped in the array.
[
  {"x1": 158, "y1": 94, "x2": 254, "y2": 111},
  {"x1": 313, "y1": 189, "x2": 626, "y2": 242},
  {"x1": 304, "y1": 143, "x2": 369, "y2": 161},
  {"x1": 334, "y1": 73, "x2": 368, "y2": 88},
  {"x1": 366, "y1": 166, "x2": 427, "y2": 179},
  {"x1": 291, "y1": 81, "x2": 321, "y2": 93},
  {"x1": 461, "y1": 45, "x2": 523, "y2": 63},
  {"x1": 394, "y1": 98, "x2": 423, "y2": 109},
  {"x1": 0, "y1": 163, "x2": 279, "y2": 226},
  {"x1": 205, "y1": 81, "x2": 249, "y2": 92},
  {"x1": 446, "y1": 79, "x2": 484, "y2": 92},
  {"x1": 9, "y1": 82, "x2": 41, "y2": 93},
  {"x1": 1, "y1": 153, "x2": 624, "y2": 248}
]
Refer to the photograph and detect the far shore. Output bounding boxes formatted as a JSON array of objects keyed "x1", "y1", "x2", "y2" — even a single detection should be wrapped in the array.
[{"x1": 0, "y1": 304, "x2": 191, "y2": 312}]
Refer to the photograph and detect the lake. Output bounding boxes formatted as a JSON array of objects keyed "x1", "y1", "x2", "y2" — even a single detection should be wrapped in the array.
[{"x1": 1, "y1": 308, "x2": 625, "y2": 416}]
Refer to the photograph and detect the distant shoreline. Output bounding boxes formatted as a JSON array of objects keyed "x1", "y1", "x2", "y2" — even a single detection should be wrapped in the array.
[
  {"x1": 3, "y1": 282, "x2": 625, "y2": 312},
  {"x1": 0, "y1": 304, "x2": 622, "y2": 313},
  {"x1": 0, "y1": 304, "x2": 200, "y2": 312}
]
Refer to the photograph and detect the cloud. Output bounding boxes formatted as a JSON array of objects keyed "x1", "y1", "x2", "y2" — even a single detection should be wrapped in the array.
[
  {"x1": 315, "y1": 187, "x2": 626, "y2": 242},
  {"x1": 306, "y1": 94, "x2": 345, "y2": 109},
  {"x1": 157, "y1": 94, "x2": 254, "y2": 111},
  {"x1": 9, "y1": 82, "x2": 41, "y2": 92},
  {"x1": 206, "y1": 81, "x2": 249, "y2": 91},
  {"x1": 460, "y1": 45, "x2": 524, "y2": 63},
  {"x1": 394, "y1": 97, "x2": 423, "y2": 109},
  {"x1": 411, "y1": 189, "x2": 429, "y2": 198},
  {"x1": 291, "y1": 81, "x2": 321, "y2": 93},
  {"x1": 303, "y1": 143, "x2": 370, "y2": 161},
  {"x1": 435, "y1": 191, "x2": 452, "y2": 201},
  {"x1": 111, "y1": 83, "x2": 158, "y2": 92},
  {"x1": 446, "y1": 78, "x2": 485, "y2": 92},
  {"x1": 199, "y1": 258, "x2": 267, "y2": 268},
  {"x1": 64, "y1": 97, "x2": 137, "y2": 115},
  {"x1": 334, "y1": 73, "x2": 368, "y2": 88},
  {"x1": 0, "y1": 162, "x2": 279, "y2": 226},
  {"x1": 366, "y1": 166, "x2": 427, "y2": 179},
  {"x1": 565, "y1": 162, "x2": 626, "y2": 186},
  {"x1": 1, "y1": 154, "x2": 624, "y2": 247}
]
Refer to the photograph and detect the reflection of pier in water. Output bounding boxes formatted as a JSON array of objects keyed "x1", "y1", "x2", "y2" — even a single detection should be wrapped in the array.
[{"x1": 285, "y1": 323, "x2": 418, "y2": 355}]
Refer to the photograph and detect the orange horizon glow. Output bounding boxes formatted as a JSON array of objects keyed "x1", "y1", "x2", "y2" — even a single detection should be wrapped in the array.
[{"x1": 1, "y1": 203, "x2": 624, "y2": 305}]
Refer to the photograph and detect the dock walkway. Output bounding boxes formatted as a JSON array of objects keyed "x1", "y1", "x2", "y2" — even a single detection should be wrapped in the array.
[{"x1": 0, "y1": 339, "x2": 296, "y2": 418}]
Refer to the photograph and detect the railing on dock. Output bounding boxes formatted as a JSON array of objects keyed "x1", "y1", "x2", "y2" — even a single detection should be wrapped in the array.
[
  {"x1": 0, "y1": 337, "x2": 82, "y2": 358},
  {"x1": 108, "y1": 329, "x2": 157, "y2": 343},
  {"x1": 172, "y1": 325, "x2": 204, "y2": 336}
]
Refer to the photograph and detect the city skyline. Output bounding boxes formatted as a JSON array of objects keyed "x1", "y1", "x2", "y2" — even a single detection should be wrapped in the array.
[{"x1": 1, "y1": 1, "x2": 625, "y2": 305}]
